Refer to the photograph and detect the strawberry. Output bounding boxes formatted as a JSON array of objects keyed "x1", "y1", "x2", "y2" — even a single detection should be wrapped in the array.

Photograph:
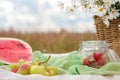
[
  {"x1": 83, "y1": 58, "x2": 89, "y2": 65},
  {"x1": 98, "y1": 57, "x2": 105, "y2": 66},
  {"x1": 83, "y1": 54, "x2": 96, "y2": 66},
  {"x1": 94, "y1": 52, "x2": 103, "y2": 60},
  {"x1": 88, "y1": 54, "x2": 95, "y2": 62}
]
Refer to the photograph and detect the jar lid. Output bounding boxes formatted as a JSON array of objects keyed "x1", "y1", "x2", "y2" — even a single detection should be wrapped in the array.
[{"x1": 80, "y1": 40, "x2": 109, "y2": 47}]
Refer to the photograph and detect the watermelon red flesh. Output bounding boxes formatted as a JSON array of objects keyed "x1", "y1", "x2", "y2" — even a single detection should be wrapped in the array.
[{"x1": 0, "y1": 38, "x2": 32, "y2": 64}]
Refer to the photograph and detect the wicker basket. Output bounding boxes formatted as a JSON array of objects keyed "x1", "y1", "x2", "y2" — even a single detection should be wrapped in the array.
[{"x1": 93, "y1": 15, "x2": 120, "y2": 56}]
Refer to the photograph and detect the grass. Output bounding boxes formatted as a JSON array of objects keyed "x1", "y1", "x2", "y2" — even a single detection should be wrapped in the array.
[{"x1": 0, "y1": 30, "x2": 97, "y2": 53}]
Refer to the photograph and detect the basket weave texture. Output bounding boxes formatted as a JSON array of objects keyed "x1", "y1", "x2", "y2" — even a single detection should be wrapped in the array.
[{"x1": 93, "y1": 15, "x2": 120, "y2": 56}]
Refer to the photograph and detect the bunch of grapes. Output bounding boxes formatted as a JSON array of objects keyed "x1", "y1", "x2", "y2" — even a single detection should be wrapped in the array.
[{"x1": 9, "y1": 56, "x2": 57, "y2": 76}]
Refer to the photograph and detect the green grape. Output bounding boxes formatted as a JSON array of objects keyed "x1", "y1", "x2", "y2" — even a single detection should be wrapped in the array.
[
  {"x1": 45, "y1": 66, "x2": 57, "y2": 76},
  {"x1": 18, "y1": 59, "x2": 25, "y2": 65},
  {"x1": 49, "y1": 70, "x2": 55, "y2": 76},
  {"x1": 28, "y1": 62, "x2": 34, "y2": 68},
  {"x1": 30, "y1": 65, "x2": 46, "y2": 75},
  {"x1": 50, "y1": 67, "x2": 57, "y2": 73},
  {"x1": 10, "y1": 64, "x2": 20, "y2": 69},
  {"x1": 17, "y1": 63, "x2": 30, "y2": 75},
  {"x1": 43, "y1": 71, "x2": 50, "y2": 76},
  {"x1": 9, "y1": 63, "x2": 20, "y2": 73}
]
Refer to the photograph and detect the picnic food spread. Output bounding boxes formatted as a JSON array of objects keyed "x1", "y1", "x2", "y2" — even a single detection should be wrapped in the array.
[
  {"x1": 9, "y1": 56, "x2": 57, "y2": 76},
  {"x1": 0, "y1": 38, "x2": 120, "y2": 76}
]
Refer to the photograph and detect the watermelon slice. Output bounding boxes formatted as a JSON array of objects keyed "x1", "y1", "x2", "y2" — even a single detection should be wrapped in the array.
[{"x1": 0, "y1": 38, "x2": 32, "y2": 64}]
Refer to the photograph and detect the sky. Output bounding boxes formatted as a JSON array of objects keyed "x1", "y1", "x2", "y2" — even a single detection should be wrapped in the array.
[{"x1": 0, "y1": 0, "x2": 96, "y2": 33}]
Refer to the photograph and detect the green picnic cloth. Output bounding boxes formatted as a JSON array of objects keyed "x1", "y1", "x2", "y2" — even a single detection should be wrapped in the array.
[
  {"x1": 0, "y1": 50, "x2": 120, "y2": 75},
  {"x1": 32, "y1": 51, "x2": 120, "y2": 75}
]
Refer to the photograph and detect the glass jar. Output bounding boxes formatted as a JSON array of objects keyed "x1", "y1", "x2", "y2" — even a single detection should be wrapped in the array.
[{"x1": 78, "y1": 40, "x2": 111, "y2": 68}]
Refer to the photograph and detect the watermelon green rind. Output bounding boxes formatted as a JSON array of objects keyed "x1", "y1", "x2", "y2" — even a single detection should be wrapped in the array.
[{"x1": 0, "y1": 38, "x2": 32, "y2": 64}]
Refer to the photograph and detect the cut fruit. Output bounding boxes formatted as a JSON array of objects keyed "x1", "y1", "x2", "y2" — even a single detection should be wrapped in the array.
[{"x1": 0, "y1": 38, "x2": 32, "y2": 64}]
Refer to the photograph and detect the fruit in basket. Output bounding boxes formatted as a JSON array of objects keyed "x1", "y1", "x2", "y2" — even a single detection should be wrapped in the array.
[
  {"x1": 0, "y1": 38, "x2": 32, "y2": 64},
  {"x1": 17, "y1": 63, "x2": 30, "y2": 75}
]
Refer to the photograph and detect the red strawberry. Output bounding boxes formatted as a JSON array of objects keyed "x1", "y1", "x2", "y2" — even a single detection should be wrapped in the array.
[
  {"x1": 98, "y1": 57, "x2": 105, "y2": 66},
  {"x1": 88, "y1": 54, "x2": 96, "y2": 62},
  {"x1": 83, "y1": 58, "x2": 89, "y2": 65},
  {"x1": 94, "y1": 52, "x2": 103, "y2": 60},
  {"x1": 87, "y1": 54, "x2": 97, "y2": 66}
]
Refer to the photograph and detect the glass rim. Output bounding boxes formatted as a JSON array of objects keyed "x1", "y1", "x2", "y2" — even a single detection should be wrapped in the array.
[{"x1": 80, "y1": 40, "x2": 111, "y2": 47}]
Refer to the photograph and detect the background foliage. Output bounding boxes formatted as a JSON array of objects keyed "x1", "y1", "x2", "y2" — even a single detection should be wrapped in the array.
[{"x1": 0, "y1": 29, "x2": 97, "y2": 53}]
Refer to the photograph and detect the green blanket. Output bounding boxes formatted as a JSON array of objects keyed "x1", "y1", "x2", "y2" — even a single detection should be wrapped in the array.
[
  {"x1": 0, "y1": 51, "x2": 120, "y2": 75},
  {"x1": 32, "y1": 51, "x2": 120, "y2": 75}
]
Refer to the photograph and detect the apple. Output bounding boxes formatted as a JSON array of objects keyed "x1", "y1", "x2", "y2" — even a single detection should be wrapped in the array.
[{"x1": 17, "y1": 63, "x2": 30, "y2": 75}]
